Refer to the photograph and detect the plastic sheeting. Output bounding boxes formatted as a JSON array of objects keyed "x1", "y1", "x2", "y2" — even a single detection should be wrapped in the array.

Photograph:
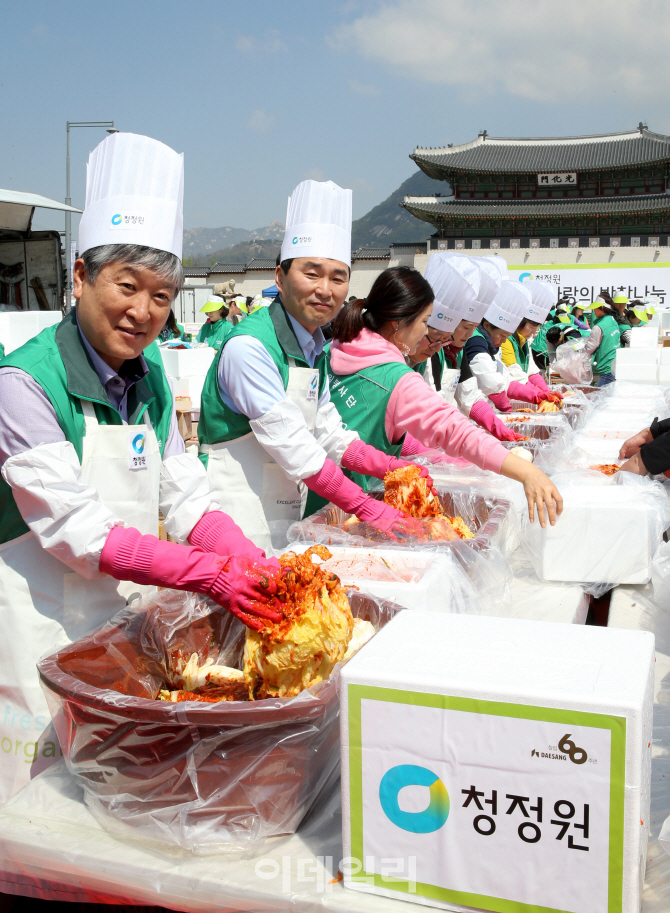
[
  {"x1": 554, "y1": 340, "x2": 593, "y2": 385},
  {"x1": 520, "y1": 470, "x2": 670, "y2": 597},
  {"x1": 37, "y1": 587, "x2": 402, "y2": 855}
]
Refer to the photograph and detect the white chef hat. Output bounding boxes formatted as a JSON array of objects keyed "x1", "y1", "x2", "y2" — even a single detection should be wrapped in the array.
[
  {"x1": 484, "y1": 280, "x2": 532, "y2": 333},
  {"x1": 78, "y1": 132, "x2": 184, "y2": 259},
  {"x1": 280, "y1": 180, "x2": 352, "y2": 267},
  {"x1": 424, "y1": 253, "x2": 481, "y2": 332},
  {"x1": 467, "y1": 256, "x2": 504, "y2": 322},
  {"x1": 522, "y1": 279, "x2": 557, "y2": 323}
]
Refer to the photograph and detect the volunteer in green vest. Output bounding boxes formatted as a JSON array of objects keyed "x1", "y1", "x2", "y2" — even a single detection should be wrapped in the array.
[
  {"x1": 611, "y1": 293, "x2": 631, "y2": 346},
  {"x1": 158, "y1": 308, "x2": 186, "y2": 343},
  {"x1": 581, "y1": 296, "x2": 621, "y2": 386},
  {"x1": 198, "y1": 179, "x2": 432, "y2": 552},
  {"x1": 197, "y1": 295, "x2": 233, "y2": 349},
  {"x1": 627, "y1": 302, "x2": 649, "y2": 327},
  {"x1": 327, "y1": 259, "x2": 563, "y2": 523},
  {"x1": 0, "y1": 133, "x2": 280, "y2": 805},
  {"x1": 500, "y1": 279, "x2": 556, "y2": 389}
]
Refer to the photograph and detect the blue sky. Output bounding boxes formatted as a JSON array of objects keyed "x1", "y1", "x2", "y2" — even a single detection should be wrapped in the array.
[{"x1": 3, "y1": 0, "x2": 668, "y2": 236}]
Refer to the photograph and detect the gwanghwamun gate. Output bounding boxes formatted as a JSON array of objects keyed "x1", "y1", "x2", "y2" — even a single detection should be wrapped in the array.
[{"x1": 180, "y1": 126, "x2": 670, "y2": 324}]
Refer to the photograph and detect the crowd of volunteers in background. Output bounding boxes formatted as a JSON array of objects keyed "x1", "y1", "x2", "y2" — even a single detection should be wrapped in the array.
[{"x1": 0, "y1": 127, "x2": 665, "y2": 805}]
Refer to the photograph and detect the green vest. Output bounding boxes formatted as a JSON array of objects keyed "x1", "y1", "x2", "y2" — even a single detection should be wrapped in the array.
[
  {"x1": 0, "y1": 311, "x2": 174, "y2": 545},
  {"x1": 592, "y1": 314, "x2": 620, "y2": 376},
  {"x1": 197, "y1": 318, "x2": 233, "y2": 350},
  {"x1": 198, "y1": 300, "x2": 328, "y2": 467},
  {"x1": 325, "y1": 357, "x2": 411, "y2": 494},
  {"x1": 509, "y1": 331, "x2": 530, "y2": 372},
  {"x1": 531, "y1": 323, "x2": 549, "y2": 356}
]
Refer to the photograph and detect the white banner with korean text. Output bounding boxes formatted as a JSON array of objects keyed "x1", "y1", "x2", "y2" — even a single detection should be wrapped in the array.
[{"x1": 509, "y1": 262, "x2": 670, "y2": 307}]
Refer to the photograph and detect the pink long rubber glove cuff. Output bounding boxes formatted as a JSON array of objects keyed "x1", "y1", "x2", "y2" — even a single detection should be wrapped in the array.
[
  {"x1": 188, "y1": 510, "x2": 269, "y2": 562},
  {"x1": 100, "y1": 526, "x2": 282, "y2": 631},
  {"x1": 507, "y1": 381, "x2": 546, "y2": 406},
  {"x1": 470, "y1": 400, "x2": 523, "y2": 443},
  {"x1": 488, "y1": 391, "x2": 512, "y2": 412},
  {"x1": 400, "y1": 432, "x2": 430, "y2": 456},
  {"x1": 528, "y1": 374, "x2": 562, "y2": 401},
  {"x1": 342, "y1": 439, "x2": 433, "y2": 486}
]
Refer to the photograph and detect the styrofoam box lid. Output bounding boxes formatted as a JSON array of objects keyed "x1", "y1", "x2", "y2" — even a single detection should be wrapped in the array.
[
  {"x1": 159, "y1": 346, "x2": 215, "y2": 377},
  {"x1": 609, "y1": 382, "x2": 665, "y2": 398},
  {"x1": 341, "y1": 611, "x2": 654, "y2": 712},
  {"x1": 629, "y1": 327, "x2": 659, "y2": 349},
  {"x1": 615, "y1": 348, "x2": 659, "y2": 365}
]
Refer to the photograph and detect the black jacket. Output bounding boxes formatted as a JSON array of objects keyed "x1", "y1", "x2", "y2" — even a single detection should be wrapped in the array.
[{"x1": 640, "y1": 417, "x2": 670, "y2": 474}]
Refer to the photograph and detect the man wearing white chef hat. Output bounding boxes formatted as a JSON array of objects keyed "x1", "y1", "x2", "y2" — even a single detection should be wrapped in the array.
[
  {"x1": 198, "y1": 179, "x2": 430, "y2": 550},
  {"x1": 500, "y1": 279, "x2": 558, "y2": 395},
  {"x1": 0, "y1": 132, "x2": 280, "y2": 803}
]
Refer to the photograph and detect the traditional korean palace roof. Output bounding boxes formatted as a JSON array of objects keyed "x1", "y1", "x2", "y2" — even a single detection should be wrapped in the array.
[
  {"x1": 402, "y1": 193, "x2": 670, "y2": 224},
  {"x1": 412, "y1": 127, "x2": 670, "y2": 178},
  {"x1": 352, "y1": 247, "x2": 391, "y2": 260}
]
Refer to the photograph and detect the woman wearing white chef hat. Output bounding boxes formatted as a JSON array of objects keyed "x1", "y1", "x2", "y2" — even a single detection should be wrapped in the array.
[
  {"x1": 0, "y1": 132, "x2": 280, "y2": 803},
  {"x1": 459, "y1": 280, "x2": 561, "y2": 435},
  {"x1": 499, "y1": 279, "x2": 558, "y2": 395},
  {"x1": 198, "y1": 179, "x2": 433, "y2": 551}
]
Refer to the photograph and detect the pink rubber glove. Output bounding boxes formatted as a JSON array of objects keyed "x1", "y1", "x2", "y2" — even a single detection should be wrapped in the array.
[
  {"x1": 488, "y1": 391, "x2": 512, "y2": 412},
  {"x1": 528, "y1": 374, "x2": 550, "y2": 394},
  {"x1": 507, "y1": 381, "x2": 545, "y2": 405},
  {"x1": 304, "y1": 459, "x2": 404, "y2": 532},
  {"x1": 188, "y1": 510, "x2": 269, "y2": 563},
  {"x1": 100, "y1": 526, "x2": 282, "y2": 631},
  {"x1": 400, "y1": 432, "x2": 431, "y2": 456},
  {"x1": 470, "y1": 400, "x2": 524, "y2": 443},
  {"x1": 342, "y1": 439, "x2": 433, "y2": 486}
]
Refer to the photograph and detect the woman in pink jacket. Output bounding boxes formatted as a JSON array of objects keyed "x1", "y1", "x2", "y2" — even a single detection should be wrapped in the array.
[{"x1": 326, "y1": 266, "x2": 562, "y2": 526}]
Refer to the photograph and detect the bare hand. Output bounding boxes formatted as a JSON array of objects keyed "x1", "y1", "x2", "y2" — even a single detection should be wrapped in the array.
[
  {"x1": 619, "y1": 428, "x2": 653, "y2": 460},
  {"x1": 522, "y1": 466, "x2": 563, "y2": 528},
  {"x1": 619, "y1": 452, "x2": 649, "y2": 476}
]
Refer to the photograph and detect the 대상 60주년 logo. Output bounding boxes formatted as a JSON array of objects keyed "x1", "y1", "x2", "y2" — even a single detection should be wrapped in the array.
[
  {"x1": 379, "y1": 764, "x2": 450, "y2": 833},
  {"x1": 531, "y1": 733, "x2": 588, "y2": 765}
]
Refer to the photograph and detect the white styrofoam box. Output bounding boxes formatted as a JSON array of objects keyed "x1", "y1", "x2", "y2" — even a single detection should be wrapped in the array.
[
  {"x1": 286, "y1": 543, "x2": 475, "y2": 614},
  {"x1": 614, "y1": 363, "x2": 659, "y2": 383},
  {"x1": 159, "y1": 346, "x2": 215, "y2": 378},
  {"x1": 629, "y1": 327, "x2": 659, "y2": 349},
  {"x1": 524, "y1": 484, "x2": 655, "y2": 585},
  {"x1": 187, "y1": 375, "x2": 206, "y2": 411},
  {"x1": 659, "y1": 347, "x2": 670, "y2": 366},
  {"x1": 658, "y1": 365, "x2": 670, "y2": 384},
  {"x1": 615, "y1": 347, "x2": 659, "y2": 367},
  {"x1": 0, "y1": 311, "x2": 62, "y2": 355},
  {"x1": 340, "y1": 611, "x2": 654, "y2": 913},
  {"x1": 581, "y1": 418, "x2": 650, "y2": 439},
  {"x1": 168, "y1": 376, "x2": 190, "y2": 398},
  {"x1": 608, "y1": 381, "x2": 666, "y2": 400},
  {"x1": 571, "y1": 434, "x2": 625, "y2": 464}
]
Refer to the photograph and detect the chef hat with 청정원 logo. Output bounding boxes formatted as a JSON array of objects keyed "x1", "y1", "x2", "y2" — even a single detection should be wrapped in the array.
[
  {"x1": 484, "y1": 280, "x2": 532, "y2": 333},
  {"x1": 280, "y1": 180, "x2": 352, "y2": 268},
  {"x1": 424, "y1": 253, "x2": 481, "y2": 332},
  {"x1": 78, "y1": 132, "x2": 184, "y2": 258},
  {"x1": 522, "y1": 279, "x2": 558, "y2": 323}
]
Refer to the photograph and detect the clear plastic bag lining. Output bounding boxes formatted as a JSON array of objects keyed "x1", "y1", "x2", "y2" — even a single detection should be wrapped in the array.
[
  {"x1": 553, "y1": 342, "x2": 593, "y2": 385},
  {"x1": 520, "y1": 470, "x2": 670, "y2": 597},
  {"x1": 508, "y1": 392, "x2": 593, "y2": 430},
  {"x1": 37, "y1": 587, "x2": 402, "y2": 855}
]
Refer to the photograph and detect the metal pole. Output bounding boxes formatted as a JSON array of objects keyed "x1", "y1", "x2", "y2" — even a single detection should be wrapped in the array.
[{"x1": 65, "y1": 122, "x2": 71, "y2": 308}]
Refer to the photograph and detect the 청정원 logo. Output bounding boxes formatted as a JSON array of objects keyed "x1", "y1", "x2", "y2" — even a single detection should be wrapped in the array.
[
  {"x1": 379, "y1": 764, "x2": 450, "y2": 833},
  {"x1": 111, "y1": 214, "x2": 123, "y2": 225},
  {"x1": 519, "y1": 272, "x2": 533, "y2": 283},
  {"x1": 293, "y1": 236, "x2": 298, "y2": 244},
  {"x1": 132, "y1": 433, "x2": 146, "y2": 454}
]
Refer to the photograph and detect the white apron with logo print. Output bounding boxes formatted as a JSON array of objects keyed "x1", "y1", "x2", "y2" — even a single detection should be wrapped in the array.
[
  {"x1": 201, "y1": 360, "x2": 319, "y2": 553},
  {"x1": 0, "y1": 401, "x2": 160, "y2": 804}
]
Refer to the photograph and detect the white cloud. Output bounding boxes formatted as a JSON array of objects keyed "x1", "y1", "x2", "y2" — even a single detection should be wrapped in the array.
[
  {"x1": 348, "y1": 78, "x2": 381, "y2": 97},
  {"x1": 246, "y1": 108, "x2": 276, "y2": 134},
  {"x1": 329, "y1": 0, "x2": 670, "y2": 105}
]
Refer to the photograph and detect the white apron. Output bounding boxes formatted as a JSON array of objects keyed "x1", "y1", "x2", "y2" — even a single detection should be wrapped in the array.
[
  {"x1": 201, "y1": 360, "x2": 319, "y2": 553},
  {"x1": 0, "y1": 401, "x2": 160, "y2": 804},
  {"x1": 440, "y1": 366, "x2": 460, "y2": 406}
]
